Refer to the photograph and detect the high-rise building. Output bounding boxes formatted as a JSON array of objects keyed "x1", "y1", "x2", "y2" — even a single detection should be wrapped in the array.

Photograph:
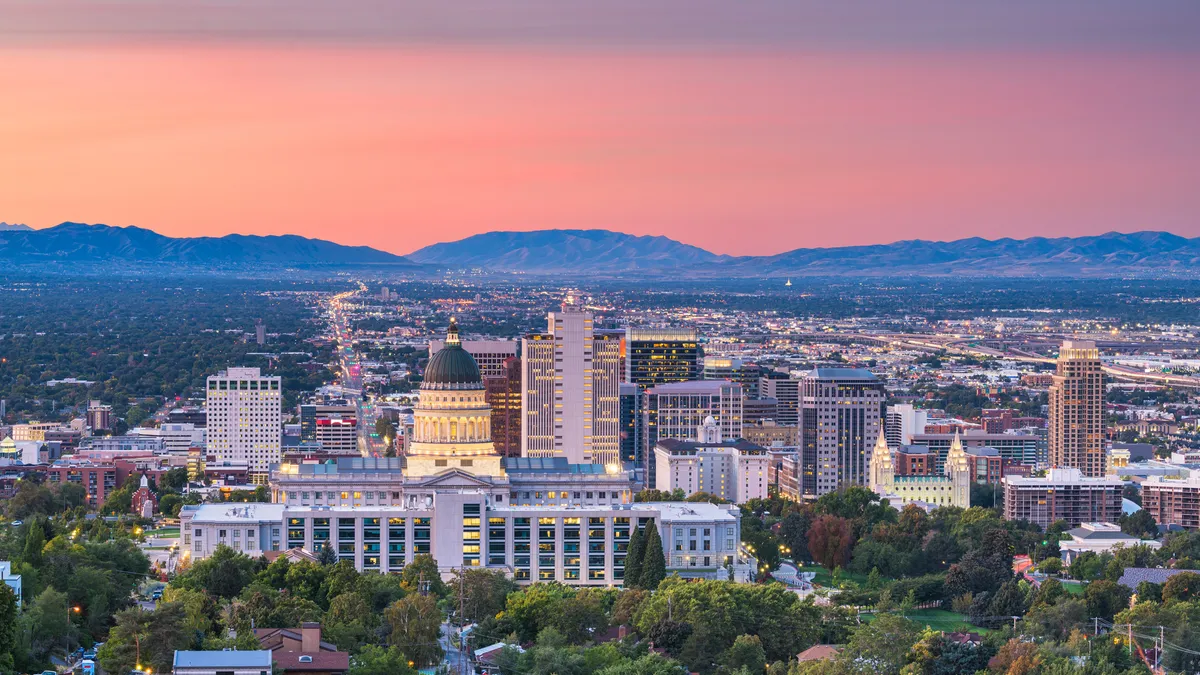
[
  {"x1": 885, "y1": 404, "x2": 928, "y2": 446},
  {"x1": 743, "y1": 398, "x2": 779, "y2": 425},
  {"x1": 642, "y1": 380, "x2": 743, "y2": 485},
  {"x1": 799, "y1": 368, "x2": 885, "y2": 497},
  {"x1": 758, "y1": 375, "x2": 799, "y2": 426},
  {"x1": 1003, "y1": 468, "x2": 1123, "y2": 528},
  {"x1": 255, "y1": 318, "x2": 266, "y2": 346},
  {"x1": 625, "y1": 328, "x2": 700, "y2": 387},
  {"x1": 299, "y1": 404, "x2": 356, "y2": 444},
  {"x1": 87, "y1": 400, "x2": 114, "y2": 432},
  {"x1": 484, "y1": 356, "x2": 522, "y2": 457},
  {"x1": 1142, "y1": 476, "x2": 1200, "y2": 530},
  {"x1": 206, "y1": 367, "x2": 282, "y2": 483},
  {"x1": 1049, "y1": 340, "x2": 1105, "y2": 477},
  {"x1": 619, "y1": 383, "x2": 642, "y2": 466},
  {"x1": 520, "y1": 298, "x2": 622, "y2": 466},
  {"x1": 315, "y1": 414, "x2": 358, "y2": 455},
  {"x1": 428, "y1": 337, "x2": 518, "y2": 378},
  {"x1": 703, "y1": 357, "x2": 762, "y2": 397}
]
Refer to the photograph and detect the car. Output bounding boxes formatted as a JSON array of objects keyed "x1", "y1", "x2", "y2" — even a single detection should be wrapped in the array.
[
  {"x1": 10, "y1": 520, "x2": 23, "y2": 527},
  {"x1": 150, "y1": 589, "x2": 163, "y2": 600}
]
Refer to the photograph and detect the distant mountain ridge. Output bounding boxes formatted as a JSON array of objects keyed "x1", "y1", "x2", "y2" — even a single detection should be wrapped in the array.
[
  {"x1": 411, "y1": 229, "x2": 1200, "y2": 277},
  {"x1": 407, "y1": 229, "x2": 731, "y2": 271},
  {"x1": 0, "y1": 222, "x2": 31, "y2": 231},
  {"x1": 0, "y1": 222, "x2": 414, "y2": 265}
]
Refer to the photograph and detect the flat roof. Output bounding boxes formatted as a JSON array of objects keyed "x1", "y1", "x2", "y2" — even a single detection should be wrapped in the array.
[
  {"x1": 174, "y1": 651, "x2": 273, "y2": 668},
  {"x1": 806, "y1": 368, "x2": 878, "y2": 380},
  {"x1": 187, "y1": 503, "x2": 287, "y2": 524}
]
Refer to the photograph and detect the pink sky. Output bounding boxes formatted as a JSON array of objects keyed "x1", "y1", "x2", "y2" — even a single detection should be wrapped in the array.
[{"x1": 2, "y1": 43, "x2": 1198, "y2": 256}]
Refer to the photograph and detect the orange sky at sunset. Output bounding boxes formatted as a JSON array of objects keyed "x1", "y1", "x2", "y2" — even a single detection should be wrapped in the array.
[{"x1": 2, "y1": 43, "x2": 1199, "y2": 256}]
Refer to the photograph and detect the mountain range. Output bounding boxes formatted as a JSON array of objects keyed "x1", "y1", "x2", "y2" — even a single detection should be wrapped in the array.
[
  {"x1": 0, "y1": 222, "x2": 412, "y2": 265},
  {"x1": 412, "y1": 229, "x2": 1200, "y2": 277},
  {"x1": 3, "y1": 222, "x2": 1199, "y2": 277}
]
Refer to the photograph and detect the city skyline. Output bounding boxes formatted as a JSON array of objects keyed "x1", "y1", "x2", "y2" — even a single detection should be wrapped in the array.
[{"x1": 2, "y1": 3, "x2": 1199, "y2": 255}]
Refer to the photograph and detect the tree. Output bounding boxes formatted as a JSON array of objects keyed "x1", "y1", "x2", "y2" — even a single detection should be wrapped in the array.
[
  {"x1": 171, "y1": 543, "x2": 258, "y2": 599},
  {"x1": 1085, "y1": 580, "x2": 1131, "y2": 621},
  {"x1": 22, "y1": 521, "x2": 46, "y2": 567},
  {"x1": 97, "y1": 604, "x2": 190, "y2": 675},
  {"x1": 349, "y1": 645, "x2": 418, "y2": 675},
  {"x1": 641, "y1": 521, "x2": 666, "y2": 590},
  {"x1": 1120, "y1": 509, "x2": 1159, "y2": 539},
  {"x1": 0, "y1": 586, "x2": 18, "y2": 670},
  {"x1": 158, "y1": 493, "x2": 183, "y2": 518},
  {"x1": 317, "y1": 543, "x2": 338, "y2": 566},
  {"x1": 325, "y1": 593, "x2": 373, "y2": 652},
  {"x1": 28, "y1": 587, "x2": 76, "y2": 659},
  {"x1": 450, "y1": 568, "x2": 515, "y2": 625},
  {"x1": 384, "y1": 593, "x2": 443, "y2": 666},
  {"x1": 399, "y1": 554, "x2": 446, "y2": 598},
  {"x1": 648, "y1": 621, "x2": 693, "y2": 656},
  {"x1": 986, "y1": 580, "x2": 1028, "y2": 627},
  {"x1": 624, "y1": 526, "x2": 646, "y2": 589},
  {"x1": 807, "y1": 515, "x2": 853, "y2": 570},
  {"x1": 159, "y1": 467, "x2": 190, "y2": 492},
  {"x1": 723, "y1": 635, "x2": 766, "y2": 673},
  {"x1": 1162, "y1": 571, "x2": 1200, "y2": 603},
  {"x1": 839, "y1": 614, "x2": 919, "y2": 675}
]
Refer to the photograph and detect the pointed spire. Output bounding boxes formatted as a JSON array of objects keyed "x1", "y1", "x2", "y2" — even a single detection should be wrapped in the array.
[
  {"x1": 446, "y1": 317, "x2": 461, "y2": 346},
  {"x1": 950, "y1": 429, "x2": 963, "y2": 452},
  {"x1": 875, "y1": 427, "x2": 889, "y2": 452}
]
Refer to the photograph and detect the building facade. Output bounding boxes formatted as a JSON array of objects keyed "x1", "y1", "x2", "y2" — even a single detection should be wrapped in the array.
[
  {"x1": 869, "y1": 431, "x2": 971, "y2": 509},
  {"x1": 483, "y1": 357, "x2": 522, "y2": 458},
  {"x1": 1002, "y1": 467, "x2": 1123, "y2": 528},
  {"x1": 885, "y1": 404, "x2": 928, "y2": 447},
  {"x1": 758, "y1": 376, "x2": 799, "y2": 426},
  {"x1": 909, "y1": 431, "x2": 1041, "y2": 472},
  {"x1": 1049, "y1": 340, "x2": 1106, "y2": 477},
  {"x1": 625, "y1": 328, "x2": 700, "y2": 387},
  {"x1": 1142, "y1": 476, "x2": 1200, "y2": 530},
  {"x1": 428, "y1": 338, "x2": 518, "y2": 379},
  {"x1": 653, "y1": 418, "x2": 769, "y2": 504},
  {"x1": 800, "y1": 368, "x2": 885, "y2": 497},
  {"x1": 702, "y1": 357, "x2": 762, "y2": 398},
  {"x1": 521, "y1": 298, "x2": 621, "y2": 466},
  {"x1": 207, "y1": 367, "x2": 282, "y2": 482}
]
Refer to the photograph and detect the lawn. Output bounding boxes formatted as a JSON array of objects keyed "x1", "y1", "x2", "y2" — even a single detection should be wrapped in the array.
[
  {"x1": 862, "y1": 609, "x2": 993, "y2": 633},
  {"x1": 1061, "y1": 580, "x2": 1086, "y2": 596},
  {"x1": 791, "y1": 565, "x2": 876, "y2": 588},
  {"x1": 147, "y1": 527, "x2": 180, "y2": 538}
]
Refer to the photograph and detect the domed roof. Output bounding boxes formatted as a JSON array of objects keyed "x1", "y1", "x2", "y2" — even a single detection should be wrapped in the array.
[{"x1": 423, "y1": 319, "x2": 482, "y2": 390}]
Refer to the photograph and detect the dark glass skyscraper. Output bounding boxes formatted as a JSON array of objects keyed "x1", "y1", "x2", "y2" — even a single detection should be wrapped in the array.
[{"x1": 624, "y1": 328, "x2": 700, "y2": 387}]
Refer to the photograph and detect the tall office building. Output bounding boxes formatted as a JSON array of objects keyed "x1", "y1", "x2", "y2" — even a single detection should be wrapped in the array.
[
  {"x1": 1048, "y1": 340, "x2": 1105, "y2": 477},
  {"x1": 759, "y1": 375, "x2": 800, "y2": 426},
  {"x1": 624, "y1": 328, "x2": 700, "y2": 386},
  {"x1": 429, "y1": 337, "x2": 518, "y2": 378},
  {"x1": 703, "y1": 357, "x2": 762, "y2": 397},
  {"x1": 800, "y1": 368, "x2": 885, "y2": 497},
  {"x1": 521, "y1": 297, "x2": 622, "y2": 466},
  {"x1": 484, "y1": 357, "x2": 522, "y2": 457},
  {"x1": 207, "y1": 367, "x2": 282, "y2": 483},
  {"x1": 619, "y1": 384, "x2": 642, "y2": 466},
  {"x1": 86, "y1": 400, "x2": 114, "y2": 432},
  {"x1": 885, "y1": 404, "x2": 928, "y2": 447},
  {"x1": 642, "y1": 380, "x2": 743, "y2": 485},
  {"x1": 255, "y1": 318, "x2": 266, "y2": 346}
]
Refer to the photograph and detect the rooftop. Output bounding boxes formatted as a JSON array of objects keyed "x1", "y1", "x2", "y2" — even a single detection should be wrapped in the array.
[
  {"x1": 633, "y1": 501, "x2": 739, "y2": 523},
  {"x1": 502, "y1": 457, "x2": 613, "y2": 475},
  {"x1": 173, "y1": 650, "x2": 273, "y2": 668},
  {"x1": 806, "y1": 368, "x2": 878, "y2": 381},
  {"x1": 186, "y1": 503, "x2": 287, "y2": 524},
  {"x1": 656, "y1": 438, "x2": 768, "y2": 454},
  {"x1": 1116, "y1": 567, "x2": 1186, "y2": 591},
  {"x1": 647, "y1": 380, "x2": 739, "y2": 395},
  {"x1": 1002, "y1": 468, "x2": 1123, "y2": 487}
]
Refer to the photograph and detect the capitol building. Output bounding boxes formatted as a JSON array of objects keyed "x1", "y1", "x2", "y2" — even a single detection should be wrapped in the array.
[{"x1": 183, "y1": 321, "x2": 750, "y2": 584}]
